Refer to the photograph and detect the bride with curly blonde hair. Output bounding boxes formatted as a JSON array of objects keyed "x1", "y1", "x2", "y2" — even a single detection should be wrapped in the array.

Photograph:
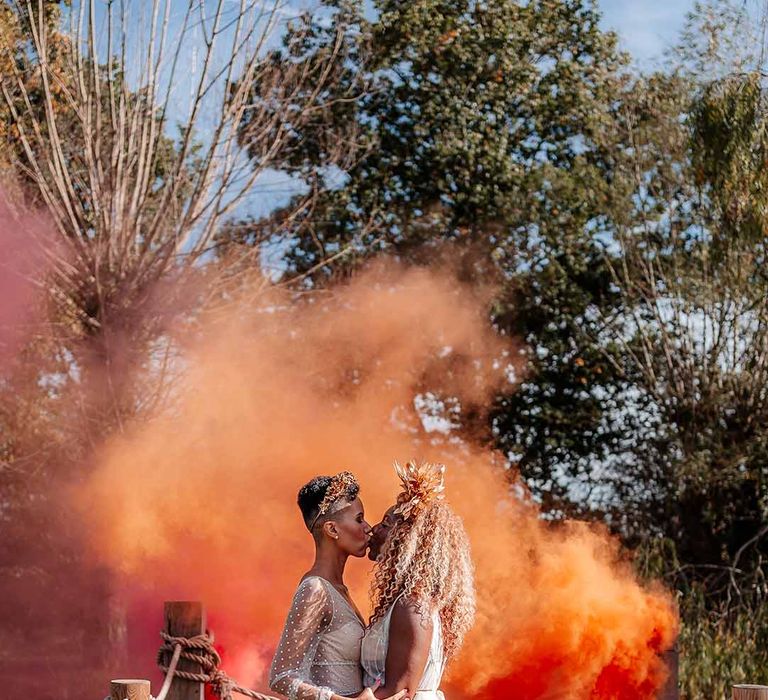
[{"x1": 361, "y1": 461, "x2": 476, "y2": 700}]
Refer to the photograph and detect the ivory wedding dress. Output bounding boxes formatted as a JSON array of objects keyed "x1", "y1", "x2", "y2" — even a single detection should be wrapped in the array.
[
  {"x1": 360, "y1": 596, "x2": 446, "y2": 700},
  {"x1": 270, "y1": 576, "x2": 365, "y2": 700}
]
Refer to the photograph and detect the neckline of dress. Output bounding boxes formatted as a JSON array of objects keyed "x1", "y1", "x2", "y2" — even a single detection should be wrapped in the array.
[{"x1": 304, "y1": 575, "x2": 366, "y2": 627}]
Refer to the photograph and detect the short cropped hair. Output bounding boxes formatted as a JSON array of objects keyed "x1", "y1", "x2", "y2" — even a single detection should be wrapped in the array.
[{"x1": 297, "y1": 474, "x2": 360, "y2": 531}]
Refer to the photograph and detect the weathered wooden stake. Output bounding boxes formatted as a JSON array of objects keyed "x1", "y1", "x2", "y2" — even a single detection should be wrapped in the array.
[
  {"x1": 165, "y1": 601, "x2": 206, "y2": 700},
  {"x1": 734, "y1": 685, "x2": 768, "y2": 700},
  {"x1": 110, "y1": 679, "x2": 151, "y2": 700},
  {"x1": 658, "y1": 643, "x2": 679, "y2": 699}
]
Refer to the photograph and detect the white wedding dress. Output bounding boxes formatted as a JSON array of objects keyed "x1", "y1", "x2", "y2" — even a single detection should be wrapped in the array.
[
  {"x1": 270, "y1": 576, "x2": 365, "y2": 700},
  {"x1": 360, "y1": 596, "x2": 446, "y2": 700}
]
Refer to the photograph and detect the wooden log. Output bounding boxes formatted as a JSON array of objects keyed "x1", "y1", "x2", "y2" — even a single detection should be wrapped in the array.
[
  {"x1": 734, "y1": 685, "x2": 768, "y2": 700},
  {"x1": 164, "y1": 601, "x2": 206, "y2": 700},
  {"x1": 110, "y1": 679, "x2": 151, "y2": 700}
]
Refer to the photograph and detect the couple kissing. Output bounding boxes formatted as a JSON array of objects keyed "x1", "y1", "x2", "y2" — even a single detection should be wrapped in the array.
[{"x1": 269, "y1": 461, "x2": 476, "y2": 700}]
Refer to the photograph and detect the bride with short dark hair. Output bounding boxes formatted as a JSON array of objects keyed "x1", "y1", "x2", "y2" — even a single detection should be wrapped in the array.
[{"x1": 269, "y1": 472, "x2": 407, "y2": 700}]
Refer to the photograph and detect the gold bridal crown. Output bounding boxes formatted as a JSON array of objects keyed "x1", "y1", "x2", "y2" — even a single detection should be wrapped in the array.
[
  {"x1": 310, "y1": 471, "x2": 359, "y2": 530},
  {"x1": 392, "y1": 460, "x2": 446, "y2": 520}
]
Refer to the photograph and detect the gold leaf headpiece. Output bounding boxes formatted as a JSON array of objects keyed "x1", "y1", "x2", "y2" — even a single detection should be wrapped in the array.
[
  {"x1": 309, "y1": 471, "x2": 359, "y2": 530},
  {"x1": 392, "y1": 460, "x2": 446, "y2": 521}
]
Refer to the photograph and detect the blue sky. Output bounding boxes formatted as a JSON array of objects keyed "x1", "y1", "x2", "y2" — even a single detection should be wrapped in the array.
[
  {"x1": 65, "y1": 0, "x2": 703, "y2": 224},
  {"x1": 599, "y1": 0, "x2": 695, "y2": 65}
]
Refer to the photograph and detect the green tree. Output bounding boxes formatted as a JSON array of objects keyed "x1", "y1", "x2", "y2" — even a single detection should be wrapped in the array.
[
  {"x1": 230, "y1": 0, "x2": 640, "y2": 512},
  {"x1": 0, "y1": 2, "x2": 353, "y2": 696},
  {"x1": 234, "y1": 0, "x2": 768, "y2": 568}
]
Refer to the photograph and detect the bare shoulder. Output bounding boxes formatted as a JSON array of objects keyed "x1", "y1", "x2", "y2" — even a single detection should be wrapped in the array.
[{"x1": 391, "y1": 596, "x2": 434, "y2": 632}]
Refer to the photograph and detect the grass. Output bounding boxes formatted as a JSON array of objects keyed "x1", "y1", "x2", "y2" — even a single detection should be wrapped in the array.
[{"x1": 679, "y1": 590, "x2": 768, "y2": 699}]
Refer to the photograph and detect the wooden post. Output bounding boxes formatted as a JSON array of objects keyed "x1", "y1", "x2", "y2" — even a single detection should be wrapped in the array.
[
  {"x1": 658, "y1": 643, "x2": 679, "y2": 699},
  {"x1": 110, "y1": 679, "x2": 151, "y2": 700},
  {"x1": 734, "y1": 685, "x2": 768, "y2": 700},
  {"x1": 164, "y1": 601, "x2": 206, "y2": 700},
  {"x1": 108, "y1": 591, "x2": 129, "y2": 663}
]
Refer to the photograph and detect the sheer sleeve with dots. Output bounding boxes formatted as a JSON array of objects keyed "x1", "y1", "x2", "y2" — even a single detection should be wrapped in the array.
[{"x1": 269, "y1": 577, "x2": 336, "y2": 700}]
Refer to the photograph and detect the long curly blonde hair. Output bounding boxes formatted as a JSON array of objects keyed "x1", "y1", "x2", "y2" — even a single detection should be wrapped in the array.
[{"x1": 369, "y1": 497, "x2": 476, "y2": 661}]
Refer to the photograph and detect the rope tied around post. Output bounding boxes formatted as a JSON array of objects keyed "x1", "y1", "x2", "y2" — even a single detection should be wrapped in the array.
[{"x1": 157, "y1": 631, "x2": 277, "y2": 700}]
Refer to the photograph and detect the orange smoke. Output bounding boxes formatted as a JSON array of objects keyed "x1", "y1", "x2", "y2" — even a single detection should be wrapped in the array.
[{"x1": 75, "y1": 262, "x2": 676, "y2": 699}]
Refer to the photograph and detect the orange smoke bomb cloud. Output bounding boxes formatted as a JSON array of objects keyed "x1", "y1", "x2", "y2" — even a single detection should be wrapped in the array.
[{"x1": 75, "y1": 262, "x2": 676, "y2": 699}]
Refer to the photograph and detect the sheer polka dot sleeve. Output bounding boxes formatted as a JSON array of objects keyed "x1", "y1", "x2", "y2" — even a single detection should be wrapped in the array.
[{"x1": 269, "y1": 577, "x2": 335, "y2": 700}]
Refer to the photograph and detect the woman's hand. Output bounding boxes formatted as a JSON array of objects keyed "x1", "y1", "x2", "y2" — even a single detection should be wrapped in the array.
[{"x1": 352, "y1": 680, "x2": 409, "y2": 700}]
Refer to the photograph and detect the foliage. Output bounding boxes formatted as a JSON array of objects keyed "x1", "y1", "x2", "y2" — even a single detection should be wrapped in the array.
[
  {"x1": 592, "y1": 9, "x2": 768, "y2": 582},
  {"x1": 231, "y1": 0, "x2": 641, "y2": 515},
  {"x1": 0, "y1": 2, "x2": 357, "y2": 696},
  {"x1": 3, "y1": 0, "x2": 768, "y2": 694},
  {"x1": 679, "y1": 591, "x2": 768, "y2": 699},
  {"x1": 231, "y1": 0, "x2": 768, "y2": 596}
]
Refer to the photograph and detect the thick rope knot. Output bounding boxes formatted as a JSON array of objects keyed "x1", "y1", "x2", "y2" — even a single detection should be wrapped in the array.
[
  {"x1": 158, "y1": 631, "x2": 220, "y2": 670},
  {"x1": 156, "y1": 631, "x2": 277, "y2": 700},
  {"x1": 209, "y1": 669, "x2": 235, "y2": 699}
]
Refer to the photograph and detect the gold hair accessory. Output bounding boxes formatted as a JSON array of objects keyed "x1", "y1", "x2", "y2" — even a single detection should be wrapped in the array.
[
  {"x1": 392, "y1": 460, "x2": 446, "y2": 520},
  {"x1": 310, "y1": 471, "x2": 358, "y2": 530}
]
